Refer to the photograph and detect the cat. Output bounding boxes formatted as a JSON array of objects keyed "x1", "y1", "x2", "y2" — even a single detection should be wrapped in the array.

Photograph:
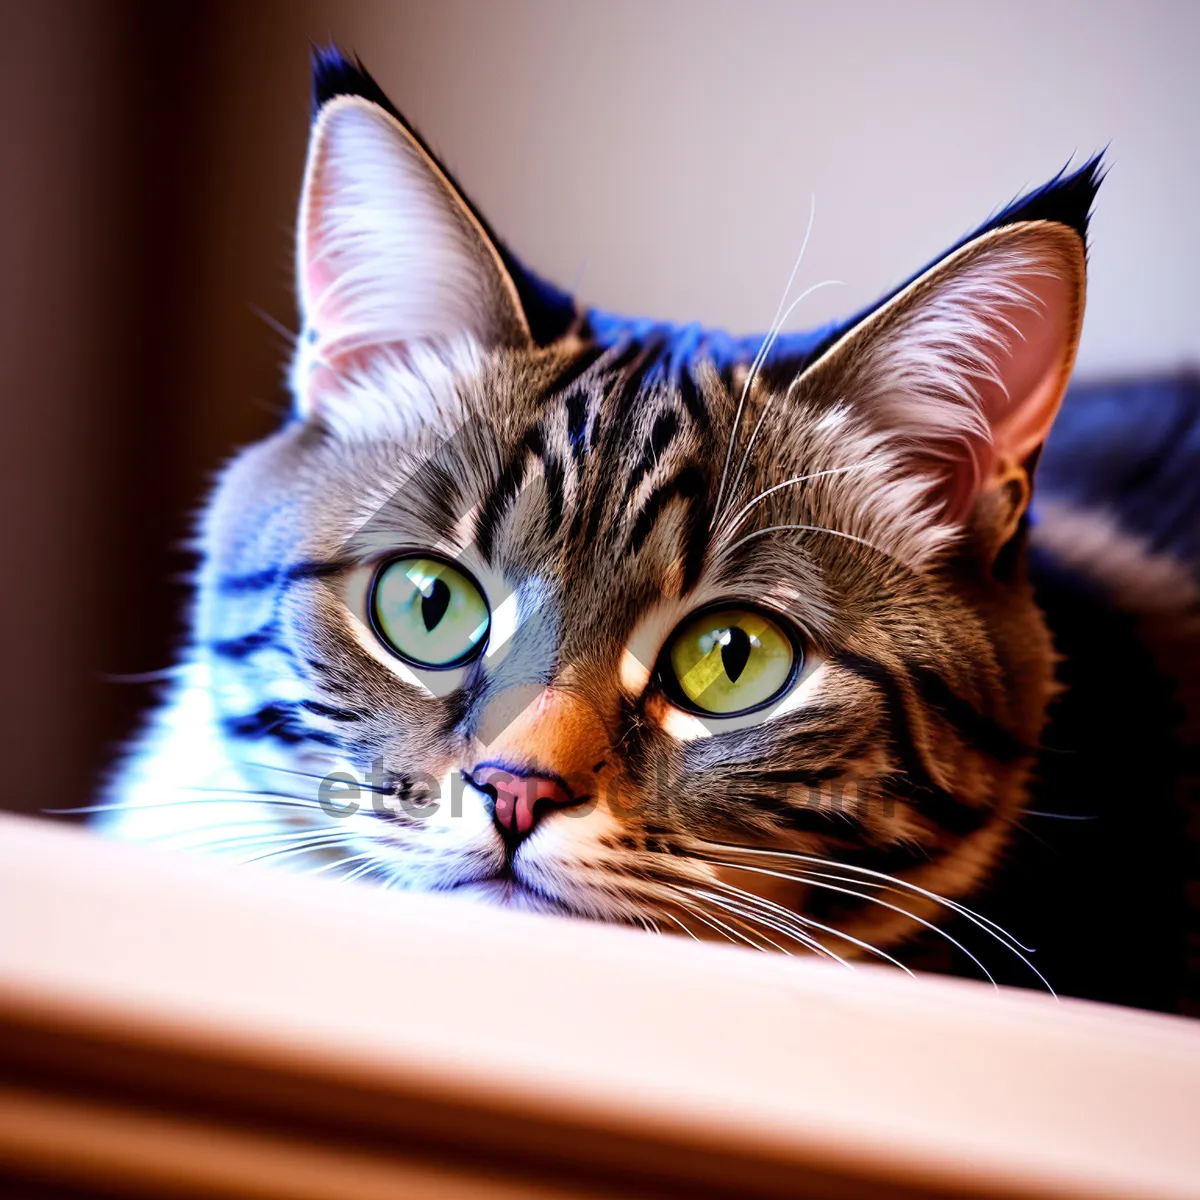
[{"x1": 98, "y1": 48, "x2": 1200, "y2": 1014}]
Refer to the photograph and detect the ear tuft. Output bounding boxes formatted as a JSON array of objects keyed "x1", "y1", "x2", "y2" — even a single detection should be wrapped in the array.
[{"x1": 310, "y1": 45, "x2": 405, "y2": 123}]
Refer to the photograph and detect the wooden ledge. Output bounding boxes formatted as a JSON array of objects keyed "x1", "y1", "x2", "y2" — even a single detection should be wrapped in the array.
[{"x1": 1, "y1": 814, "x2": 1198, "y2": 1199}]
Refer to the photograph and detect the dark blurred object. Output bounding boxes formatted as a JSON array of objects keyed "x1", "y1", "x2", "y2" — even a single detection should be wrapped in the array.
[
  {"x1": 0, "y1": 2, "x2": 304, "y2": 818},
  {"x1": 1042, "y1": 373, "x2": 1200, "y2": 568}
]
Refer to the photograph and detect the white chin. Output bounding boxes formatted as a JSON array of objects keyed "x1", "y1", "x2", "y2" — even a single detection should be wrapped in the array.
[{"x1": 450, "y1": 878, "x2": 563, "y2": 914}]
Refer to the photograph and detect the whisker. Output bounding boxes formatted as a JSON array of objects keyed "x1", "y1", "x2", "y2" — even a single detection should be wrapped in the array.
[
  {"x1": 704, "y1": 841, "x2": 1037, "y2": 956},
  {"x1": 713, "y1": 198, "x2": 817, "y2": 523},
  {"x1": 251, "y1": 303, "x2": 299, "y2": 346},
  {"x1": 156, "y1": 823, "x2": 340, "y2": 857},
  {"x1": 720, "y1": 278, "x2": 846, "y2": 518},
  {"x1": 717, "y1": 461, "x2": 878, "y2": 540},
  {"x1": 307, "y1": 849, "x2": 380, "y2": 878},
  {"x1": 705, "y1": 907, "x2": 794, "y2": 954},
  {"x1": 683, "y1": 891, "x2": 814, "y2": 959},
  {"x1": 47, "y1": 791, "x2": 333, "y2": 817},
  {"x1": 241, "y1": 833, "x2": 359, "y2": 866},
  {"x1": 692, "y1": 880, "x2": 849, "y2": 967},
  {"x1": 658, "y1": 912, "x2": 703, "y2": 942},
  {"x1": 727, "y1": 522, "x2": 888, "y2": 557},
  {"x1": 711, "y1": 861, "x2": 995, "y2": 986},
  {"x1": 702, "y1": 842, "x2": 1054, "y2": 993},
  {"x1": 235, "y1": 759, "x2": 396, "y2": 796},
  {"x1": 690, "y1": 882, "x2": 908, "y2": 974},
  {"x1": 100, "y1": 666, "x2": 186, "y2": 684},
  {"x1": 676, "y1": 902, "x2": 752, "y2": 950},
  {"x1": 342, "y1": 859, "x2": 388, "y2": 884},
  {"x1": 1022, "y1": 810, "x2": 1098, "y2": 821}
]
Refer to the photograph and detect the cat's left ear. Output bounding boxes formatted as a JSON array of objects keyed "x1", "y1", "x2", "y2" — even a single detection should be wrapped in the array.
[
  {"x1": 293, "y1": 92, "x2": 532, "y2": 407},
  {"x1": 795, "y1": 219, "x2": 1087, "y2": 560}
]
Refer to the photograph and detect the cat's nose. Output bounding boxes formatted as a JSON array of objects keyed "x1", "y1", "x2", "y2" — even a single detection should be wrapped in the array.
[{"x1": 471, "y1": 764, "x2": 575, "y2": 842}]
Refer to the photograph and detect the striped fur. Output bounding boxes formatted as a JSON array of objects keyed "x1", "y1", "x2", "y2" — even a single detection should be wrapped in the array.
[
  {"x1": 103, "y1": 317, "x2": 1062, "y2": 968},
  {"x1": 99, "y1": 51, "x2": 1197, "y2": 1008}
]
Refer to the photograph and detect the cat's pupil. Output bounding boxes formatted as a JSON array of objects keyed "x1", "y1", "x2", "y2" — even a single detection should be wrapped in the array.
[
  {"x1": 720, "y1": 626, "x2": 752, "y2": 682},
  {"x1": 420, "y1": 577, "x2": 451, "y2": 631}
]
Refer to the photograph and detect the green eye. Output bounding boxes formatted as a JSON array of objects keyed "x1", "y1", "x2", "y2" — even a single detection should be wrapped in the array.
[
  {"x1": 662, "y1": 605, "x2": 800, "y2": 716},
  {"x1": 369, "y1": 556, "x2": 490, "y2": 668}
]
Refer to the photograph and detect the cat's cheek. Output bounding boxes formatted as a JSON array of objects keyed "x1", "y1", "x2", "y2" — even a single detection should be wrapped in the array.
[
  {"x1": 355, "y1": 779, "x2": 506, "y2": 886},
  {"x1": 520, "y1": 801, "x2": 621, "y2": 865},
  {"x1": 513, "y1": 804, "x2": 633, "y2": 909}
]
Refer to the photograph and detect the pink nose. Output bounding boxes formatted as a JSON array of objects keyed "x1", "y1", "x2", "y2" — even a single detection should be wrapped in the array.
[{"x1": 472, "y1": 765, "x2": 574, "y2": 840}]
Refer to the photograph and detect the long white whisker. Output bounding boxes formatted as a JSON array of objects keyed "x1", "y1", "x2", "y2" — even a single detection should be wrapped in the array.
[
  {"x1": 706, "y1": 907, "x2": 796, "y2": 955},
  {"x1": 720, "y1": 278, "x2": 845, "y2": 518},
  {"x1": 234, "y1": 759, "x2": 397, "y2": 797},
  {"x1": 685, "y1": 888, "x2": 833, "y2": 962},
  {"x1": 713, "y1": 196, "x2": 816, "y2": 523},
  {"x1": 727, "y1": 522, "x2": 888, "y2": 557},
  {"x1": 343, "y1": 858, "x2": 388, "y2": 884},
  {"x1": 699, "y1": 880, "x2": 850, "y2": 967},
  {"x1": 657, "y1": 911, "x2": 703, "y2": 941},
  {"x1": 702, "y1": 842, "x2": 1054, "y2": 994},
  {"x1": 680, "y1": 888, "x2": 801, "y2": 955},
  {"x1": 687, "y1": 882, "x2": 911, "y2": 975},
  {"x1": 713, "y1": 861, "x2": 996, "y2": 986},
  {"x1": 48, "y1": 793, "x2": 331, "y2": 817},
  {"x1": 704, "y1": 841, "x2": 1037, "y2": 955},
  {"x1": 674, "y1": 902, "x2": 744, "y2": 948},
  {"x1": 795, "y1": 864, "x2": 1031, "y2": 957},
  {"x1": 162, "y1": 823, "x2": 340, "y2": 857},
  {"x1": 307, "y1": 850, "x2": 379, "y2": 878},
  {"x1": 667, "y1": 902, "x2": 739, "y2": 945},
  {"x1": 694, "y1": 905, "x2": 770, "y2": 951},
  {"x1": 242, "y1": 833, "x2": 359, "y2": 867},
  {"x1": 718, "y1": 461, "x2": 878, "y2": 540},
  {"x1": 685, "y1": 876, "x2": 845, "y2": 964}
]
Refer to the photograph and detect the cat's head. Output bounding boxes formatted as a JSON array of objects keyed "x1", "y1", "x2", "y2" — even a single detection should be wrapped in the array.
[{"x1": 198, "y1": 50, "x2": 1095, "y2": 955}]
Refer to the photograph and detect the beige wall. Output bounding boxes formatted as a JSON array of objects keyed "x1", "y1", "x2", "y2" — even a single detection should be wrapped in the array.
[{"x1": 304, "y1": 0, "x2": 1198, "y2": 377}]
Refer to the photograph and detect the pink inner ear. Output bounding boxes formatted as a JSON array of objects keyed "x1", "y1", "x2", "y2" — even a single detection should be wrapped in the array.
[
  {"x1": 931, "y1": 246, "x2": 1081, "y2": 525},
  {"x1": 302, "y1": 180, "x2": 339, "y2": 329},
  {"x1": 984, "y1": 268, "x2": 1077, "y2": 464}
]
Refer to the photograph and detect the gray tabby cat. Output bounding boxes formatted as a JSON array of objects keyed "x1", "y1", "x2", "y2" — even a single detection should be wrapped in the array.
[{"x1": 101, "y1": 53, "x2": 1195, "y2": 1006}]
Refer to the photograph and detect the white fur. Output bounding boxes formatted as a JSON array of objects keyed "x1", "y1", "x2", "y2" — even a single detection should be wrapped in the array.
[{"x1": 307, "y1": 336, "x2": 484, "y2": 444}]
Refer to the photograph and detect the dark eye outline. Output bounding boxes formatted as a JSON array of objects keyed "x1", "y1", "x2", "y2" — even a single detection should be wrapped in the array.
[
  {"x1": 367, "y1": 552, "x2": 492, "y2": 671},
  {"x1": 653, "y1": 600, "x2": 805, "y2": 718}
]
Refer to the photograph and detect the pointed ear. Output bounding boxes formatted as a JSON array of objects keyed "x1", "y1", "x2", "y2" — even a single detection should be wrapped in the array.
[
  {"x1": 797, "y1": 220, "x2": 1086, "y2": 545},
  {"x1": 292, "y1": 95, "x2": 531, "y2": 407}
]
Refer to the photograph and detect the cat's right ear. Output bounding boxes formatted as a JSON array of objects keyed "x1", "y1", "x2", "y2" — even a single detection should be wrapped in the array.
[{"x1": 292, "y1": 93, "x2": 532, "y2": 412}]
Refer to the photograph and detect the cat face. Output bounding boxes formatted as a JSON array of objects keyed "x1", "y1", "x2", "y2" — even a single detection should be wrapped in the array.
[{"x1": 195, "y1": 56, "x2": 1090, "y2": 959}]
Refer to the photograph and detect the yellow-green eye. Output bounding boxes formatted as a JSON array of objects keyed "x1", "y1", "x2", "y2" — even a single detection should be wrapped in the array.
[
  {"x1": 662, "y1": 605, "x2": 799, "y2": 716},
  {"x1": 370, "y1": 556, "x2": 490, "y2": 668}
]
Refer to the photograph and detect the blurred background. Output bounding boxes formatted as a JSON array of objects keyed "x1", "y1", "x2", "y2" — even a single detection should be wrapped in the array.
[{"x1": 2, "y1": 0, "x2": 1197, "y2": 820}]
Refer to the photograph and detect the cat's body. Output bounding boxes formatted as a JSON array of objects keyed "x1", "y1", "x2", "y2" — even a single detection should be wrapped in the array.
[{"x1": 101, "y1": 51, "x2": 1199, "y2": 1013}]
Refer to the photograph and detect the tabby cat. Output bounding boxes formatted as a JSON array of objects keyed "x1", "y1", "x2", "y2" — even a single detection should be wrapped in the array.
[{"x1": 100, "y1": 50, "x2": 1200, "y2": 1014}]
